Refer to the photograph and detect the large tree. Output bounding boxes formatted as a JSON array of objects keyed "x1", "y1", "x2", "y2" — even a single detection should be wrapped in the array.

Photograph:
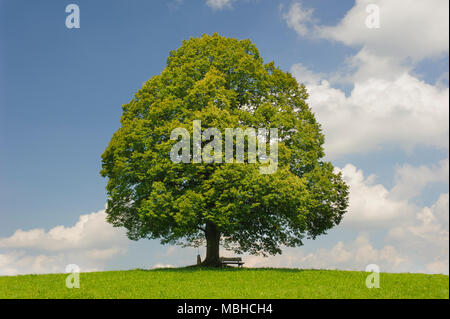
[{"x1": 101, "y1": 33, "x2": 349, "y2": 266}]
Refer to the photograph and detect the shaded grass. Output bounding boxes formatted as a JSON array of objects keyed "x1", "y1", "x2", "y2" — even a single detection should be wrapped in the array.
[{"x1": 0, "y1": 267, "x2": 448, "y2": 299}]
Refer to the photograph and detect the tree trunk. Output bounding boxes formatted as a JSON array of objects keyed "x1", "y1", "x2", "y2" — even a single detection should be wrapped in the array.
[{"x1": 201, "y1": 221, "x2": 221, "y2": 267}]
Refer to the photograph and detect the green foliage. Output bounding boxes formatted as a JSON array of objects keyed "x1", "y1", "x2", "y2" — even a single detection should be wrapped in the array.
[
  {"x1": 1, "y1": 269, "x2": 448, "y2": 299},
  {"x1": 100, "y1": 33, "x2": 349, "y2": 256}
]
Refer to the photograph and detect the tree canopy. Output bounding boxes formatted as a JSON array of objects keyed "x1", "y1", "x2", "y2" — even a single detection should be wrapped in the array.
[{"x1": 100, "y1": 33, "x2": 349, "y2": 266}]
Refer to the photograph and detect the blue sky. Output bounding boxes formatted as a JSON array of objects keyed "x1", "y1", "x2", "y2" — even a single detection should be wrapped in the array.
[
  {"x1": 0, "y1": 0, "x2": 352, "y2": 231},
  {"x1": 0, "y1": 0, "x2": 448, "y2": 275}
]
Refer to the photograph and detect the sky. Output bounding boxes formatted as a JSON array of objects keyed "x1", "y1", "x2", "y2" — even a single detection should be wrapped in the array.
[{"x1": 0, "y1": 0, "x2": 448, "y2": 275}]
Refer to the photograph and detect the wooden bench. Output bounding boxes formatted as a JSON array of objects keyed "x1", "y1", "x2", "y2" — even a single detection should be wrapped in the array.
[{"x1": 220, "y1": 257, "x2": 244, "y2": 267}]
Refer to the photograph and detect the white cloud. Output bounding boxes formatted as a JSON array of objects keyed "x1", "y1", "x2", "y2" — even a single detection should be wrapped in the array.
[
  {"x1": 0, "y1": 210, "x2": 126, "y2": 251},
  {"x1": 338, "y1": 159, "x2": 448, "y2": 227},
  {"x1": 284, "y1": 1, "x2": 449, "y2": 159},
  {"x1": 241, "y1": 161, "x2": 449, "y2": 274},
  {"x1": 290, "y1": 63, "x2": 324, "y2": 85},
  {"x1": 0, "y1": 209, "x2": 128, "y2": 275},
  {"x1": 344, "y1": 48, "x2": 412, "y2": 83},
  {"x1": 244, "y1": 233, "x2": 411, "y2": 273},
  {"x1": 282, "y1": 2, "x2": 316, "y2": 36},
  {"x1": 337, "y1": 164, "x2": 414, "y2": 227},
  {"x1": 340, "y1": 161, "x2": 449, "y2": 273},
  {"x1": 426, "y1": 260, "x2": 449, "y2": 274},
  {"x1": 0, "y1": 252, "x2": 67, "y2": 276},
  {"x1": 206, "y1": 0, "x2": 232, "y2": 10},
  {"x1": 292, "y1": 64, "x2": 449, "y2": 159},
  {"x1": 0, "y1": 250, "x2": 109, "y2": 276},
  {"x1": 278, "y1": 0, "x2": 449, "y2": 276},
  {"x1": 84, "y1": 248, "x2": 126, "y2": 261},
  {"x1": 318, "y1": 0, "x2": 449, "y2": 62},
  {"x1": 390, "y1": 159, "x2": 449, "y2": 200},
  {"x1": 151, "y1": 263, "x2": 176, "y2": 269},
  {"x1": 341, "y1": 160, "x2": 448, "y2": 274},
  {"x1": 283, "y1": 0, "x2": 449, "y2": 62},
  {"x1": 388, "y1": 193, "x2": 449, "y2": 274}
]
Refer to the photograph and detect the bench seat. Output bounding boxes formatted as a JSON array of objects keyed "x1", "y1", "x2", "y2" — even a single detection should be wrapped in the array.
[{"x1": 220, "y1": 257, "x2": 244, "y2": 267}]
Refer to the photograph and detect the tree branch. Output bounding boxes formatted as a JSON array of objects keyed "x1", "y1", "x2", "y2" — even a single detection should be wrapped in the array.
[{"x1": 197, "y1": 226, "x2": 206, "y2": 233}]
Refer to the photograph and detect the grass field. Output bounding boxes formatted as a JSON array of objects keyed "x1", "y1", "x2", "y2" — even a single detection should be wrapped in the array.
[{"x1": 0, "y1": 267, "x2": 448, "y2": 299}]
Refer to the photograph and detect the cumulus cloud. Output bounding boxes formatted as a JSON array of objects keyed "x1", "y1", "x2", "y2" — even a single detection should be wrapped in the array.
[
  {"x1": 390, "y1": 159, "x2": 449, "y2": 201},
  {"x1": 338, "y1": 160, "x2": 448, "y2": 227},
  {"x1": 318, "y1": 0, "x2": 449, "y2": 62},
  {"x1": 0, "y1": 210, "x2": 126, "y2": 251},
  {"x1": 151, "y1": 263, "x2": 176, "y2": 269},
  {"x1": 0, "y1": 209, "x2": 128, "y2": 276},
  {"x1": 283, "y1": 0, "x2": 449, "y2": 62},
  {"x1": 343, "y1": 48, "x2": 413, "y2": 83},
  {"x1": 241, "y1": 161, "x2": 449, "y2": 274},
  {"x1": 340, "y1": 161, "x2": 448, "y2": 274},
  {"x1": 284, "y1": 1, "x2": 449, "y2": 159},
  {"x1": 388, "y1": 193, "x2": 449, "y2": 274},
  {"x1": 205, "y1": 0, "x2": 233, "y2": 10},
  {"x1": 244, "y1": 233, "x2": 411, "y2": 273},
  {"x1": 282, "y1": 2, "x2": 316, "y2": 36},
  {"x1": 292, "y1": 64, "x2": 449, "y2": 159},
  {"x1": 0, "y1": 251, "x2": 67, "y2": 276},
  {"x1": 337, "y1": 164, "x2": 414, "y2": 227}
]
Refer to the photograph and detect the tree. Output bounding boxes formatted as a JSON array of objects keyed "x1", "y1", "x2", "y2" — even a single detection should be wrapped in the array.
[{"x1": 100, "y1": 33, "x2": 349, "y2": 267}]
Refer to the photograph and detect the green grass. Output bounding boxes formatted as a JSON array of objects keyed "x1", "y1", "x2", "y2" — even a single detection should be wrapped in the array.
[{"x1": 0, "y1": 267, "x2": 448, "y2": 299}]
